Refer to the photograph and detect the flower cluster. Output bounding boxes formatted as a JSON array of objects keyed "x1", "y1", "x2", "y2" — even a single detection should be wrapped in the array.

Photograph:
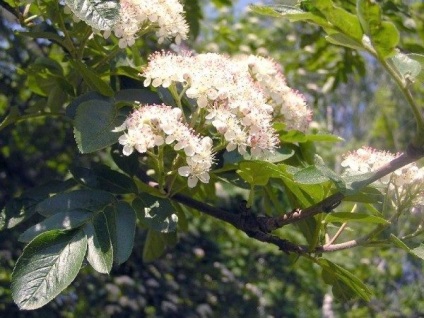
[
  {"x1": 236, "y1": 55, "x2": 312, "y2": 132},
  {"x1": 142, "y1": 51, "x2": 311, "y2": 158},
  {"x1": 116, "y1": 104, "x2": 213, "y2": 187},
  {"x1": 103, "y1": 0, "x2": 188, "y2": 48},
  {"x1": 341, "y1": 147, "x2": 424, "y2": 209}
]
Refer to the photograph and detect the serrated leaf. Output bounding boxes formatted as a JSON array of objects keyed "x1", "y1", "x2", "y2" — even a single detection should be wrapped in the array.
[
  {"x1": 35, "y1": 189, "x2": 115, "y2": 217},
  {"x1": 19, "y1": 210, "x2": 92, "y2": 243},
  {"x1": 73, "y1": 99, "x2": 125, "y2": 153},
  {"x1": 237, "y1": 161, "x2": 288, "y2": 186},
  {"x1": 65, "y1": 0, "x2": 120, "y2": 31},
  {"x1": 0, "y1": 180, "x2": 78, "y2": 230},
  {"x1": 84, "y1": 212, "x2": 113, "y2": 273},
  {"x1": 12, "y1": 229, "x2": 87, "y2": 310},
  {"x1": 105, "y1": 202, "x2": 136, "y2": 265},
  {"x1": 325, "y1": 212, "x2": 388, "y2": 224},
  {"x1": 294, "y1": 166, "x2": 329, "y2": 184},
  {"x1": 71, "y1": 60, "x2": 114, "y2": 96},
  {"x1": 70, "y1": 164, "x2": 137, "y2": 194},
  {"x1": 66, "y1": 92, "x2": 111, "y2": 119},
  {"x1": 134, "y1": 195, "x2": 178, "y2": 233},
  {"x1": 318, "y1": 258, "x2": 373, "y2": 301}
]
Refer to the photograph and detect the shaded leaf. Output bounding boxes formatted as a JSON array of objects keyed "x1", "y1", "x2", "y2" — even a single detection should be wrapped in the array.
[
  {"x1": 318, "y1": 258, "x2": 373, "y2": 301},
  {"x1": 134, "y1": 195, "x2": 178, "y2": 233},
  {"x1": 19, "y1": 210, "x2": 92, "y2": 243},
  {"x1": 70, "y1": 164, "x2": 137, "y2": 194},
  {"x1": 84, "y1": 212, "x2": 113, "y2": 273},
  {"x1": 74, "y1": 99, "x2": 126, "y2": 153},
  {"x1": 71, "y1": 60, "x2": 114, "y2": 96},
  {"x1": 12, "y1": 229, "x2": 87, "y2": 310},
  {"x1": 35, "y1": 189, "x2": 115, "y2": 217},
  {"x1": 0, "y1": 180, "x2": 77, "y2": 230},
  {"x1": 105, "y1": 202, "x2": 136, "y2": 265},
  {"x1": 143, "y1": 230, "x2": 177, "y2": 262}
]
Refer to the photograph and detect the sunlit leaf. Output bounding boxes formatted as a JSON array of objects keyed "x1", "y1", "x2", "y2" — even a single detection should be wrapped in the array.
[
  {"x1": 65, "y1": 0, "x2": 120, "y2": 31},
  {"x1": 12, "y1": 230, "x2": 87, "y2": 310},
  {"x1": 134, "y1": 195, "x2": 178, "y2": 233}
]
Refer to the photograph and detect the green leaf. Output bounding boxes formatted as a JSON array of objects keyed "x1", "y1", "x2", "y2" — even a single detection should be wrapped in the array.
[
  {"x1": 325, "y1": 33, "x2": 364, "y2": 50},
  {"x1": 325, "y1": 212, "x2": 388, "y2": 224},
  {"x1": 110, "y1": 144, "x2": 140, "y2": 177},
  {"x1": 305, "y1": 132, "x2": 344, "y2": 143},
  {"x1": 313, "y1": 0, "x2": 363, "y2": 41},
  {"x1": 390, "y1": 234, "x2": 412, "y2": 252},
  {"x1": 356, "y1": 0, "x2": 399, "y2": 57},
  {"x1": 19, "y1": 210, "x2": 92, "y2": 243},
  {"x1": 35, "y1": 189, "x2": 116, "y2": 217},
  {"x1": 408, "y1": 53, "x2": 424, "y2": 83},
  {"x1": 73, "y1": 99, "x2": 125, "y2": 153},
  {"x1": 237, "y1": 161, "x2": 288, "y2": 186},
  {"x1": 114, "y1": 89, "x2": 162, "y2": 105},
  {"x1": 294, "y1": 166, "x2": 329, "y2": 184},
  {"x1": 84, "y1": 212, "x2": 113, "y2": 273},
  {"x1": 70, "y1": 164, "x2": 137, "y2": 194},
  {"x1": 66, "y1": 92, "x2": 111, "y2": 119},
  {"x1": 134, "y1": 195, "x2": 178, "y2": 233},
  {"x1": 410, "y1": 244, "x2": 424, "y2": 260},
  {"x1": 71, "y1": 60, "x2": 114, "y2": 96},
  {"x1": 0, "y1": 180, "x2": 78, "y2": 230},
  {"x1": 391, "y1": 52, "x2": 422, "y2": 82},
  {"x1": 143, "y1": 230, "x2": 177, "y2": 262},
  {"x1": 183, "y1": 0, "x2": 203, "y2": 40},
  {"x1": 12, "y1": 229, "x2": 87, "y2": 310},
  {"x1": 250, "y1": 4, "x2": 330, "y2": 27},
  {"x1": 65, "y1": 0, "x2": 120, "y2": 31},
  {"x1": 318, "y1": 258, "x2": 373, "y2": 301},
  {"x1": 105, "y1": 202, "x2": 136, "y2": 265}
]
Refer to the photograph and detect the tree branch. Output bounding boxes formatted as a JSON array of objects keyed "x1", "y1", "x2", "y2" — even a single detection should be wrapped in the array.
[{"x1": 262, "y1": 146, "x2": 424, "y2": 232}]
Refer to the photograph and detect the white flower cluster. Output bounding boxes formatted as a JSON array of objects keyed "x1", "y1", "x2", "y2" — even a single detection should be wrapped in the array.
[
  {"x1": 341, "y1": 146, "x2": 424, "y2": 189},
  {"x1": 116, "y1": 104, "x2": 213, "y2": 188},
  {"x1": 103, "y1": 0, "x2": 188, "y2": 48},
  {"x1": 236, "y1": 55, "x2": 312, "y2": 132},
  {"x1": 142, "y1": 51, "x2": 311, "y2": 158}
]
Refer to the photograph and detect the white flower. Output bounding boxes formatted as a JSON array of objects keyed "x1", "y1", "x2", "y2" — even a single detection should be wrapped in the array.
[
  {"x1": 142, "y1": 52, "x2": 282, "y2": 158},
  {"x1": 102, "y1": 0, "x2": 189, "y2": 48}
]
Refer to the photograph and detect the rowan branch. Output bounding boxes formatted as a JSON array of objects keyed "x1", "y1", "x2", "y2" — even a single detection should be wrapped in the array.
[{"x1": 263, "y1": 144, "x2": 424, "y2": 232}]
